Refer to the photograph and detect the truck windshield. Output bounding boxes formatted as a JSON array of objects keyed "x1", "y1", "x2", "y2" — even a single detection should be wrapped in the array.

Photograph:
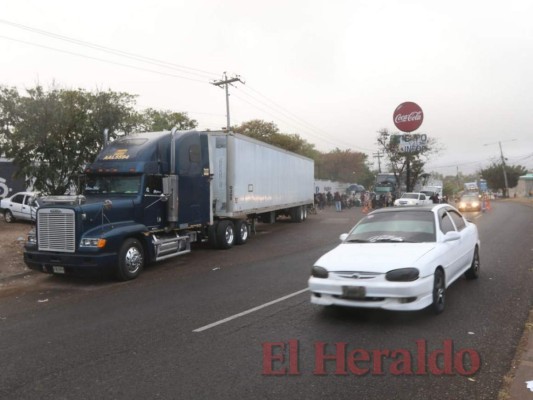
[{"x1": 84, "y1": 175, "x2": 141, "y2": 195}]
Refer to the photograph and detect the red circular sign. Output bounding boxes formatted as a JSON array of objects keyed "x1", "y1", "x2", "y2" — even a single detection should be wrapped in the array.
[{"x1": 393, "y1": 102, "x2": 424, "y2": 132}]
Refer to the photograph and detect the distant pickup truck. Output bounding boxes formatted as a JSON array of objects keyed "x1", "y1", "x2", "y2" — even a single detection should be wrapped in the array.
[{"x1": 393, "y1": 192, "x2": 433, "y2": 206}]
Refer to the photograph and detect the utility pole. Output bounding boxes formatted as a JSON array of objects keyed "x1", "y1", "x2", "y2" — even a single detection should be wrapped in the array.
[
  {"x1": 211, "y1": 72, "x2": 244, "y2": 131},
  {"x1": 484, "y1": 139, "x2": 516, "y2": 198},
  {"x1": 373, "y1": 151, "x2": 383, "y2": 173},
  {"x1": 498, "y1": 141, "x2": 510, "y2": 197}
]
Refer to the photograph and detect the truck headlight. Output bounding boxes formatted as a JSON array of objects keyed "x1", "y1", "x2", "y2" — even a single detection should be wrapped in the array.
[
  {"x1": 26, "y1": 229, "x2": 37, "y2": 245},
  {"x1": 80, "y1": 238, "x2": 107, "y2": 248}
]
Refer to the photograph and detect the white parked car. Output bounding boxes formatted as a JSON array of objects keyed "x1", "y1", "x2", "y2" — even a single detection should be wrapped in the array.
[
  {"x1": 394, "y1": 192, "x2": 433, "y2": 206},
  {"x1": 308, "y1": 204, "x2": 480, "y2": 314},
  {"x1": 0, "y1": 192, "x2": 41, "y2": 223}
]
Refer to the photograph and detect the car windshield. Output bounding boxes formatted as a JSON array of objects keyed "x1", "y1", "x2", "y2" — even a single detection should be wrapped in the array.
[
  {"x1": 461, "y1": 196, "x2": 478, "y2": 202},
  {"x1": 345, "y1": 210, "x2": 436, "y2": 243},
  {"x1": 84, "y1": 175, "x2": 141, "y2": 195},
  {"x1": 401, "y1": 193, "x2": 419, "y2": 199}
]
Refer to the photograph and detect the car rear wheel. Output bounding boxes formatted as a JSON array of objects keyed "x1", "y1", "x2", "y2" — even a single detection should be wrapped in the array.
[
  {"x1": 4, "y1": 210, "x2": 14, "y2": 223},
  {"x1": 431, "y1": 269, "x2": 446, "y2": 315},
  {"x1": 465, "y1": 247, "x2": 480, "y2": 280}
]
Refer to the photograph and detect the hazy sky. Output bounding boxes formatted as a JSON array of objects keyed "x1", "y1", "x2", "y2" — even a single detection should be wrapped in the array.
[{"x1": 1, "y1": 0, "x2": 532, "y2": 176}]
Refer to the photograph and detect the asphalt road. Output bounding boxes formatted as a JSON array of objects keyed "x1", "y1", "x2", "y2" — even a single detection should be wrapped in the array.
[{"x1": 0, "y1": 202, "x2": 531, "y2": 400}]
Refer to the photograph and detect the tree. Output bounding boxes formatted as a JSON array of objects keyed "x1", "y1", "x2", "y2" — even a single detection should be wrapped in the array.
[
  {"x1": 376, "y1": 128, "x2": 441, "y2": 192},
  {"x1": 232, "y1": 119, "x2": 279, "y2": 141},
  {"x1": 233, "y1": 119, "x2": 319, "y2": 159},
  {"x1": 0, "y1": 85, "x2": 139, "y2": 194},
  {"x1": 316, "y1": 148, "x2": 373, "y2": 186},
  {"x1": 480, "y1": 162, "x2": 527, "y2": 196},
  {"x1": 138, "y1": 108, "x2": 197, "y2": 132}
]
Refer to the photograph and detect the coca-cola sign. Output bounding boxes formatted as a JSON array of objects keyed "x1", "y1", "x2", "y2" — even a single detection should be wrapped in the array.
[{"x1": 393, "y1": 102, "x2": 423, "y2": 132}]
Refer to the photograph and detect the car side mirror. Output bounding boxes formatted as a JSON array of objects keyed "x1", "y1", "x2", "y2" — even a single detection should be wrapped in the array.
[
  {"x1": 443, "y1": 231, "x2": 461, "y2": 242},
  {"x1": 339, "y1": 233, "x2": 349, "y2": 241}
]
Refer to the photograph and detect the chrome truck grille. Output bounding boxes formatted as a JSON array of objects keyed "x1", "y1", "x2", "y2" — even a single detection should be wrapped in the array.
[{"x1": 37, "y1": 208, "x2": 76, "y2": 253}]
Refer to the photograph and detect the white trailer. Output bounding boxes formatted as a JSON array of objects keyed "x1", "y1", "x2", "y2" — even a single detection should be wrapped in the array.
[{"x1": 208, "y1": 132, "x2": 314, "y2": 222}]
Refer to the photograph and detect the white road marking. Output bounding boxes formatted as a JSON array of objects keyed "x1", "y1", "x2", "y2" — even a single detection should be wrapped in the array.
[{"x1": 193, "y1": 288, "x2": 309, "y2": 332}]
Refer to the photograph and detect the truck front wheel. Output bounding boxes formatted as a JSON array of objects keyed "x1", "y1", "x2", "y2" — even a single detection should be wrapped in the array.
[
  {"x1": 216, "y1": 220, "x2": 235, "y2": 249},
  {"x1": 116, "y1": 238, "x2": 144, "y2": 281}
]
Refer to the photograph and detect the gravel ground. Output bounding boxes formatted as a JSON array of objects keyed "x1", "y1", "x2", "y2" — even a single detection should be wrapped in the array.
[{"x1": 0, "y1": 215, "x2": 33, "y2": 280}]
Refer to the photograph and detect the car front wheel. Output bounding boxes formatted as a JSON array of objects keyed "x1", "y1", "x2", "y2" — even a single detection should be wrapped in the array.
[
  {"x1": 431, "y1": 269, "x2": 446, "y2": 315},
  {"x1": 4, "y1": 210, "x2": 14, "y2": 223}
]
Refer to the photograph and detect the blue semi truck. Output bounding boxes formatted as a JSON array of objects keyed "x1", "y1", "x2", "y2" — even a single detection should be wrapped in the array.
[{"x1": 23, "y1": 130, "x2": 314, "y2": 280}]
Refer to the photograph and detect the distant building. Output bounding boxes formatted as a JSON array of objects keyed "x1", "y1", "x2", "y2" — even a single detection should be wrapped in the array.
[{"x1": 512, "y1": 173, "x2": 533, "y2": 197}]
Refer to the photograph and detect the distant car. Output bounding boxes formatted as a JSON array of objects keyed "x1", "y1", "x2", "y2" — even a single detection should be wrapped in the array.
[
  {"x1": 457, "y1": 194, "x2": 481, "y2": 212},
  {"x1": 420, "y1": 190, "x2": 443, "y2": 203},
  {"x1": 308, "y1": 204, "x2": 480, "y2": 314},
  {"x1": 393, "y1": 192, "x2": 433, "y2": 206},
  {"x1": 0, "y1": 192, "x2": 41, "y2": 223}
]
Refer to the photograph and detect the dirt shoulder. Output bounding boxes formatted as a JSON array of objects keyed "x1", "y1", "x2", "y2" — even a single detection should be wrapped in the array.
[{"x1": 0, "y1": 215, "x2": 33, "y2": 281}]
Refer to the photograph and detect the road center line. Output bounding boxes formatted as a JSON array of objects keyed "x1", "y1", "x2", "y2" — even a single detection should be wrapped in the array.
[{"x1": 193, "y1": 288, "x2": 309, "y2": 332}]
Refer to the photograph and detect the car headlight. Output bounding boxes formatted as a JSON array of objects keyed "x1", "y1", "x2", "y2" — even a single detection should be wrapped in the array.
[
  {"x1": 472, "y1": 202, "x2": 479, "y2": 207},
  {"x1": 80, "y1": 238, "x2": 107, "y2": 248},
  {"x1": 385, "y1": 268, "x2": 419, "y2": 282},
  {"x1": 311, "y1": 266, "x2": 329, "y2": 278},
  {"x1": 459, "y1": 202, "x2": 466, "y2": 208}
]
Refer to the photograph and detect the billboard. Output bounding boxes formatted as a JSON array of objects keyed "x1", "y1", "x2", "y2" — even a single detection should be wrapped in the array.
[{"x1": 390, "y1": 133, "x2": 428, "y2": 153}]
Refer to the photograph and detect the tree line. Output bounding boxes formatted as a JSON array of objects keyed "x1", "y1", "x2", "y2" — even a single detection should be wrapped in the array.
[
  {"x1": 0, "y1": 84, "x2": 526, "y2": 196},
  {"x1": 0, "y1": 85, "x2": 374, "y2": 194}
]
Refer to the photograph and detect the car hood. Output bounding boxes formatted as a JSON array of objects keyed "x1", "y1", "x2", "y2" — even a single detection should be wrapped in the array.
[{"x1": 314, "y1": 242, "x2": 436, "y2": 273}]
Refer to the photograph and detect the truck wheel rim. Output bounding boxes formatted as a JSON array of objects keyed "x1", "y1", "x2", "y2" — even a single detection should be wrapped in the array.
[
  {"x1": 226, "y1": 227, "x2": 234, "y2": 244},
  {"x1": 125, "y1": 247, "x2": 142, "y2": 273},
  {"x1": 240, "y1": 224, "x2": 248, "y2": 241}
]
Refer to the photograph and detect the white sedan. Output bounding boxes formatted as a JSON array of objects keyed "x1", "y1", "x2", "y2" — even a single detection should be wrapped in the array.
[
  {"x1": 0, "y1": 192, "x2": 40, "y2": 223},
  {"x1": 308, "y1": 204, "x2": 480, "y2": 314},
  {"x1": 394, "y1": 192, "x2": 433, "y2": 206}
]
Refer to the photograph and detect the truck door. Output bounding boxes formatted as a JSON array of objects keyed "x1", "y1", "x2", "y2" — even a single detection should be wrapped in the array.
[{"x1": 142, "y1": 175, "x2": 166, "y2": 230}]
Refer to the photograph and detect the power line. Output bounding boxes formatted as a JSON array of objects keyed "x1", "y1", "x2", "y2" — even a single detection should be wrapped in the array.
[
  {"x1": 0, "y1": 19, "x2": 219, "y2": 80},
  {"x1": 0, "y1": 19, "x2": 377, "y2": 154},
  {"x1": 242, "y1": 85, "x2": 375, "y2": 152},
  {"x1": 0, "y1": 35, "x2": 208, "y2": 84}
]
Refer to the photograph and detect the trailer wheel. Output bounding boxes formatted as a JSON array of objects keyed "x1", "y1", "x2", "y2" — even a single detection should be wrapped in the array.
[
  {"x1": 235, "y1": 220, "x2": 249, "y2": 245},
  {"x1": 116, "y1": 238, "x2": 144, "y2": 281},
  {"x1": 216, "y1": 220, "x2": 235, "y2": 249},
  {"x1": 291, "y1": 206, "x2": 304, "y2": 223}
]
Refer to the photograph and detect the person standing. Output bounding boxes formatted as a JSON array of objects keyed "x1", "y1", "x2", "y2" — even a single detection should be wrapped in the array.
[{"x1": 334, "y1": 192, "x2": 342, "y2": 212}]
